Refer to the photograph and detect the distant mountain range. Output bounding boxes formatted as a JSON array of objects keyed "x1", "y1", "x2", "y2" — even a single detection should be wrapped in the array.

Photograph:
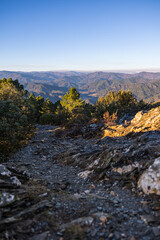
[{"x1": 0, "y1": 70, "x2": 160, "y2": 103}]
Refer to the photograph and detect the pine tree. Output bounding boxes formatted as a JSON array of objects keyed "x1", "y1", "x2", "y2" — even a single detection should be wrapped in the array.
[{"x1": 60, "y1": 87, "x2": 83, "y2": 113}]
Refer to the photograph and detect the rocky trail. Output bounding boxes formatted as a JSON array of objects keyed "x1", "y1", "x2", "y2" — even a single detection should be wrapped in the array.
[{"x1": 1, "y1": 124, "x2": 160, "y2": 240}]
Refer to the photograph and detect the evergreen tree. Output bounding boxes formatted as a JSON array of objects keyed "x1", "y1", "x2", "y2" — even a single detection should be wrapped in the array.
[
  {"x1": 41, "y1": 97, "x2": 55, "y2": 114},
  {"x1": 60, "y1": 87, "x2": 83, "y2": 113},
  {"x1": 0, "y1": 78, "x2": 34, "y2": 159}
]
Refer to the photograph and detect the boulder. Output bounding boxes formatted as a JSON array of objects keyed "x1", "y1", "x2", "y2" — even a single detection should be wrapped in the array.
[{"x1": 138, "y1": 157, "x2": 160, "y2": 195}]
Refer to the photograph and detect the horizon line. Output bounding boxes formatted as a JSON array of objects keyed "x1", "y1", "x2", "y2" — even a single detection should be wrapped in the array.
[{"x1": 1, "y1": 68, "x2": 160, "y2": 74}]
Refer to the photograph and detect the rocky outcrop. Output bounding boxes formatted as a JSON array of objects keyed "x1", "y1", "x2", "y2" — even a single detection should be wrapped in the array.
[
  {"x1": 138, "y1": 157, "x2": 160, "y2": 195},
  {"x1": 104, "y1": 107, "x2": 160, "y2": 137},
  {"x1": 0, "y1": 164, "x2": 54, "y2": 239}
]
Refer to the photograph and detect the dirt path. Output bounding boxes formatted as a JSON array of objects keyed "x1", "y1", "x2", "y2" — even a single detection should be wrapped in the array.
[{"x1": 4, "y1": 125, "x2": 159, "y2": 240}]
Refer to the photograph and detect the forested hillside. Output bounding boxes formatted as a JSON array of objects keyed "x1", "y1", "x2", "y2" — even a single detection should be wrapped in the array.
[
  {"x1": 1, "y1": 77, "x2": 160, "y2": 160},
  {"x1": 0, "y1": 71, "x2": 160, "y2": 103}
]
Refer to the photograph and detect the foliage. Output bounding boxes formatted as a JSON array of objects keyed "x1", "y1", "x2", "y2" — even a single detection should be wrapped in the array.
[
  {"x1": 35, "y1": 88, "x2": 149, "y2": 126},
  {"x1": 0, "y1": 78, "x2": 34, "y2": 159},
  {"x1": 59, "y1": 87, "x2": 91, "y2": 126},
  {"x1": 54, "y1": 105, "x2": 69, "y2": 125},
  {"x1": 39, "y1": 113, "x2": 55, "y2": 125},
  {"x1": 0, "y1": 100, "x2": 33, "y2": 158},
  {"x1": 28, "y1": 94, "x2": 59, "y2": 124},
  {"x1": 0, "y1": 78, "x2": 28, "y2": 95},
  {"x1": 41, "y1": 98, "x2": 55, "y2": 114},
  {"x1": 0, "y1": 82, "x2": 26, "y2": 105},
  {"x1": 60, "y1": 87, "x2": 83, "y2": 112},
  {"x1": 103, "y1": 111, "x2": 117, "y2": 126},
  {"x1": 1, "y1": 77, "x2": 158, "y2": 159},
  {"x1": 94, "y1": 90, "x2": 143, "y2": 119}
]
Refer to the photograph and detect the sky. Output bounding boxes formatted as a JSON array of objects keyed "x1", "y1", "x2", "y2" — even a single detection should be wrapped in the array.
[{"x1": 1, "y1": 0, "x2": 160, "y2": 72}]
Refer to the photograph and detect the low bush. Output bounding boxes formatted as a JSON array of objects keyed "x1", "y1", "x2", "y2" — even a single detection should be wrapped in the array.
[
  {"x1": 103, "y1": 111, "x2": 117, "y2": 126},
  {"x1": 39, "y1": 113, "x2": 55, "y2": 125},
  {"x1": 0, "y1": 100, "x2": 34, "y2": 159},
  {"x1": 0, "y1": 79, "x2": 35, "y2": 160}
]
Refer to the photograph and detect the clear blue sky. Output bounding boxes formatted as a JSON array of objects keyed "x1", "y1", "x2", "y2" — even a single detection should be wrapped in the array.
[{"x1": 1, "y1": 0, "x2": 160, "y2": 71}]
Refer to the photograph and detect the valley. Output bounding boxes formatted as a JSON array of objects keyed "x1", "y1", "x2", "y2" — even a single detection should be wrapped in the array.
[{"x1": 0, "y1": 71, "x2": 160, "y2": 103}]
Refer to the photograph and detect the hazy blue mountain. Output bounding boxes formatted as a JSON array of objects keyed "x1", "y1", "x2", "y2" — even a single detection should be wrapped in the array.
[{"x1": 0, "y1": 71, "x2": 160, "y2": 103}]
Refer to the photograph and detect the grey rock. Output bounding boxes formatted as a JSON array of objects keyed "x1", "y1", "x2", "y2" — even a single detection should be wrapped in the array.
[
  {"x1": 29, "y1": 231, "x2": 49, "y2": 240},
  {"x1": 0, "y1": 165, "x2": 11, "y2": 177},
  {"x1": 10, "y1": 176, "x2": 22, "y2": 186},
  {"x1": 97, "y1": 206, "x2": 103, "y2": 211},
  {"x1": 152, "y1": 227, "x2": 160, "y2": 236},
  {"x1": 0, "y1": 193, "x2": 15, "y2": 206},
  {"x1": 60, "y1": 216, "x2": 94, "y2": 231}
]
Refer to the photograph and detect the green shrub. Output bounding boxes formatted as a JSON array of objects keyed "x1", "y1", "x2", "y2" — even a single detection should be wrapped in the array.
[
  {"x1": 94, "y1": 90, "x2": 144, "y2": 119},
  {"x1": 39, "y1": 113, "x2": 55, "y2": 125},
  {"x1": 0, "y1": 100, "x2": 33, "y2": 157},
  {"x1": 0, "y1": 79, "x2": 34, "y2": 159}
]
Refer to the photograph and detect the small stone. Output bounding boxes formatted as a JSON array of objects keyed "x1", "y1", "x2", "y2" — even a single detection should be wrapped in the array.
[
  {"x1": 41, "y1": 156, "x2": 47, "y2": 161},
  {"x1": 31, "y1": 231, "x2": 49, "y2": 240},
  {"x1": 108, "y1": 233, "x2": 114, "y2": 238},
  {"x1": 4, "y1": 231, "x2": 9, "y2": 239},
  {"x1": 137, "y1": 219, "x2": 143, "y2": 224},
  {"x1": 26, "y1": 202, "x2": 31, "y2": 207},
  {"x1": 130, "y1": 236, "x2": 136, "y2": 240},
  {"x1": 61, "y1": 184, "x2": 67, "y2": 190},
  {"x1": 0, "y1": 193, "x2": 15, "y2": 206},
  {"x1": 84, "y1": 190, "x2": 90, "y2": 194},
  {"x1": 100, "y1": 215, "x2": 107, "y2": 223},
  {"x1": 152, "y1": 227, "x2": 160, "y2": 236},
  {"x1": 99, "y1": 232, "x2": 105, "y2": 237},
  {"x1": 132, "y1": 211, "x2": 137, "y2": 216},
  {"x1": 97, "y1": 206, "x2": 103, "y2": 211},
  {"x1": 121, "y1": 233, "x2": 126, "y2": 238},
  {"x1": 90, "y1": 184, "x2": 95, "y2": 189},
  {"x1": 10, "y1": 176, "x2": 22, "y2": 186},
  {"x1": 114, "y1": 231, "x2": 121, "y2": 239},
  {"x1": 39, "y1": 192, "x2": 48, "y2": 197},
  {"x1": 110, "y1": 191, "x2": 115, "y2": 196},
  {"x1": 141, "y1": 201, "x2": 148, "y2": 205},
  {"x1": 55, "y1": 203, "x2": 61, "y2": 209},
  {"x1": 91, "y1": 229, "x2": 98, "y2": 237},
  {"x1": 138, "y1": 208, "x2": 143, "y2": 214},
  {"x1": 56, "y1": 232, "x2": 63, "y2": 236}
]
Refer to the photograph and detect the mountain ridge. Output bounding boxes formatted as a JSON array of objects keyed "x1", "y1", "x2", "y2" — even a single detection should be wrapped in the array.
[{"x1": 0, "y1": 70, "x2": 160, "y2": 103}]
